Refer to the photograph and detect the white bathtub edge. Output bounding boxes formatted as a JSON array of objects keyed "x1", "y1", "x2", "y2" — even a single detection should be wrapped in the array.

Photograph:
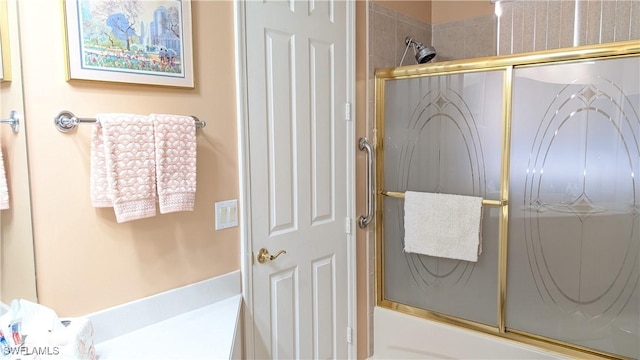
[{"x1": 371, "y1": 306, "x2": 571, "y2": 360}]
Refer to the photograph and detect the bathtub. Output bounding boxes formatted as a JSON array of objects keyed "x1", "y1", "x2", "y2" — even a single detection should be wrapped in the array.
[{"x1": 370, "y1": 306, "x2": 570, "y2": 359}]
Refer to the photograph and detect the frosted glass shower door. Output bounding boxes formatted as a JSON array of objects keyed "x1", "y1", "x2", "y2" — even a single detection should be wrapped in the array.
[
  {"x1": 381, "y1": 70, "x2": 505, "y2": 326},
  {"x1": 507, "y1": 57, "x2": 640, "y2": 358}
]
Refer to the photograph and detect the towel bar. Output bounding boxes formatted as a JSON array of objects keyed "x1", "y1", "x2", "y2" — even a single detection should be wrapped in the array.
[
  {"x1": 381, "y1": 191, "x2": 507, "y2": 207},
  {"x1": 54, "y1": 110, "x2": 206, "y2": 133},
  {"x1": 359, "y1": 138, "x2": 375, "y2": 228},
  {"x1": 1, "y1": 111, "x2": 20, "y2": 133}
]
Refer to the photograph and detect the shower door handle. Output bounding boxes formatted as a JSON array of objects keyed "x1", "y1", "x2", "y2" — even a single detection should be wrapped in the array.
[{"x1": 358, "y1": 137, "x2": 374, "y2": 228}]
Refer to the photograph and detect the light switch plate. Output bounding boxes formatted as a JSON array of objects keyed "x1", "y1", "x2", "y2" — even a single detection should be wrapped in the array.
[{"x1": 215, "y1": 199, "x2": 238, "y2": 230}]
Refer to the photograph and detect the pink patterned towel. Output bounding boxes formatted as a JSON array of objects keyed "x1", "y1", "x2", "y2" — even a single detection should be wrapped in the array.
[
  {"x1": 91, "y1": 113, "x2": 157, "y2": 222},
  {"x1": 0, "y1": 148, "x2": 9, "y2": 210},
  {"x1": 151, "y1": 114, "x2": 197, "y2": 213},
  {"x1": 90, "y1": 120, "x2": 111, "y2": 208}
]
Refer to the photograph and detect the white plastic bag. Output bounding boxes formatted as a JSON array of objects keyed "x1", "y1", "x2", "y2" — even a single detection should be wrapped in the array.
[{"x1": 0, "y1": 300, "x2": 95, "y2": 360}]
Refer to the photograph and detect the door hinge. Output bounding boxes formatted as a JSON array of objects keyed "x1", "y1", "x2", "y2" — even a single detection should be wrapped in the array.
[
  {"x1": 347, "y1": 326, "x2": 352, "y2": 344},
  {"x1": 345, "y1": 217, "x2": 352, "y2": 234},
  {"x1": 345, "y1": 102, "x2": 352, "y2": 121}
]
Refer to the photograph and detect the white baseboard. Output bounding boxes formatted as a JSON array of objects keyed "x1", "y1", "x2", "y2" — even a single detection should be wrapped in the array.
[{"x1": 88, "y1": 270, "x2": 241, "y2": 343}]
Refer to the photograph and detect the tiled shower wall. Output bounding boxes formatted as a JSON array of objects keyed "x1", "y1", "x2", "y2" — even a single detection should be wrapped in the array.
[
  {"x1": 432, "y1": 15, "x2": 497, "y2": 61},
  {"x1": 368, "y1": 2, "x2": 432, "y2": 74},
  {"x1": 498, "y1": 0, "x2": 640, "y2": 55}
]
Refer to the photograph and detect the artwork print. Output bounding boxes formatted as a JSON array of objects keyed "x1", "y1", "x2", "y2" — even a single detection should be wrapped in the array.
[
  {"x1": 0, "y1": 29, "x2": 4, "y2": 81},
  {"x1": 0, "y1": 0, "x2": 9, "y2": 82},
  {"x1": 64, "y1": 0, "x2": 194, "y2": 87}
]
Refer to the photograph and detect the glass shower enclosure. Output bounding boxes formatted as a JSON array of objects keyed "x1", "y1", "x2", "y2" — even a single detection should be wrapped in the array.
[{"x1": 373, "y1": 41, "x2": 639, "y2": 359}]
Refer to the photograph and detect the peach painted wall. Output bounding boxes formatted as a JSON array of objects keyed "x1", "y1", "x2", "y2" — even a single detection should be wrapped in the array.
[
  {"x1": 17, "y1": 0, "x2": 239, "y2": 316},
  {"x1": 376, "y1": 0, "x2": 432, "y2": 24},
  {"x1": 431, "y1": 0, "x2": 494, "y2": 24},
  {"x1": 374, "y1": 0, "x2": 493, "y2": 27}
]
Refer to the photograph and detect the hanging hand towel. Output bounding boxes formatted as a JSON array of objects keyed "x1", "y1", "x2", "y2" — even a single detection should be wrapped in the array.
[
  {"x1": 94, "y1": 113, "x2": 157, "y2": 223},
  {"x1": 0, "y1": 148, "x2": 9, "y2": 210},
  {"x1": 404, "y1": 191, "x2": 483, "y2": 262},
  {"x1": 151, "y1": 113, "x2": 197, "y2": 214},
  {"x1": 90, "y1": 119, "x2": 112, "y2": 208}
]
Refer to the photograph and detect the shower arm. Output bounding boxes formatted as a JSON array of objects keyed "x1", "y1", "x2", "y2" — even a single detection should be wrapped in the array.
[
  {"x1": 399, "y1": 38, "x2": 415, "y2": 67},
  {"x1": 358, "y1": 137, "x2": 375, "y2": 228}
]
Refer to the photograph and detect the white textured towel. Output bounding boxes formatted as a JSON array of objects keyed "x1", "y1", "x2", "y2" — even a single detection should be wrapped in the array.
[
  {"x1": 404, "y1": 191, "x2": 483, "y2": 262},
  {"x1": 0, "y1": 148, "x2": 9, "y2": 210},
  {"x1": 90, "y1": 113, "x2": 157, "y2": 223},
  {"x1": 151, "y1": 113, "x2": 197, "y2": 213}
]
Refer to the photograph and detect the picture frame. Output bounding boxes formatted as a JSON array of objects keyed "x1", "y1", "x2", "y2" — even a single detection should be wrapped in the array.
[
  {"x1": 0, "y1": 0, "x2": 11, "y2": 82},
  {"x1": 62, "y1": 0, "x2": 194, "y2": 88}
]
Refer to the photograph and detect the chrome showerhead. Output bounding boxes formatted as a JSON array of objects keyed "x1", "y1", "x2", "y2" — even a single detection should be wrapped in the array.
[
  {"x1": 414, "y1": 42, "x2": 437, "y2": 64},
  {"x1": 400, "y1": 36, "x2": 437, "y2": 65}
]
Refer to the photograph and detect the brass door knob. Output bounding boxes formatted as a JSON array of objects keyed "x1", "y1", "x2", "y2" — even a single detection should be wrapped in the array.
[{"x1": 257, "y1": 248, "x2": 287, "y2": 264}]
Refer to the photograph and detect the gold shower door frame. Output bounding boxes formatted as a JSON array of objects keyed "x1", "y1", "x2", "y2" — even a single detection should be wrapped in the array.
[{"x1": 374, "y1": 40, "x2": 640, "y2": 360}]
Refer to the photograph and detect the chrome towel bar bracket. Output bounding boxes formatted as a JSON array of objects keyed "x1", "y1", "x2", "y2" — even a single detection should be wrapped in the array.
[
  {"x1": 54, "y1": 110, "x2": 207, "y2": 133},
  {"x1": 358, "y1": 137, "x2": 374, "y2": 228},
  {"x1": 54, "y1": 111, "x2": 96, "y2": 133},
  {"x1": 1, "y1": 110, "x2": 20, "y2": 133}
]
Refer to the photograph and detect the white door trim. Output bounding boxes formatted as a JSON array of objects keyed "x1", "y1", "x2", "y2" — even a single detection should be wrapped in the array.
[
  {"x1": 345, "y1": 1, "x2": 358, "y2": 359},
  {"x1": 234, "y1": 1, "x2": 357, "y2": 358},
  {"x1": 233, "y1": 1, "x2": 255, "y2": 359}
]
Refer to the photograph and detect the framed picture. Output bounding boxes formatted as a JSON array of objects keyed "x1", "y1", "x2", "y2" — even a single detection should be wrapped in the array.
[
  {"x1": 63, "y1": 0, "x2": 194, "y2": 88},
  {"x1": 0, "y1": 0, "x2": 11, "y2": 82}
]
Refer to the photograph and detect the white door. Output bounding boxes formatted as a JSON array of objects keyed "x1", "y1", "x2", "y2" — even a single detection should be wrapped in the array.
[{"x1": 242, "y1": 0, "x2": 352, "y2": 359}]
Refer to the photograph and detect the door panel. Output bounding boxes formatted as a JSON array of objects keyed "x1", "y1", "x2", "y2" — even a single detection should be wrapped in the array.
[
  {"x1": 381, "y1": 71, "x2": 505, "y2": 327},
  {"x1": 271, "y1": 268, "x2": 299, "y2": 359},
  {"x1": 265, "y1": 29, "x2": 297, "y2": 234},
  {"x1": 312, "y1": 255, "x2": 337, "y2": 359},
  {"x1": 310, "y1": 39, "x2": 335, "y2": 225}
]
